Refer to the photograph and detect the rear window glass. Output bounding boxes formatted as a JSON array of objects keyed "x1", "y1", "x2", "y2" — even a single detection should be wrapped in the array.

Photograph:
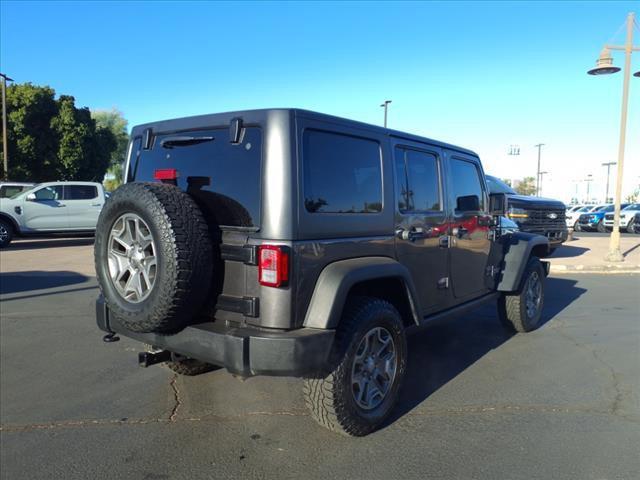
[
  {"x1": 303, "y1": 130, "x2": 382, "y2": 214},
  {"x1": 134, "y1": 127, "x2": 262, "y2": 228},
  {"x1": 65, "y1": 185, "x2": 98, "y2": 200}
]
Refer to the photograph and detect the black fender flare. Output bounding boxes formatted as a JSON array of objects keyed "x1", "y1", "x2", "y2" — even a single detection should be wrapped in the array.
[
  {"x1": 303, "y1": 257, "x2": 421, "y2": 329},
  {"x1": 497, "y1": 232, "x2": 549, "y2": 292}
]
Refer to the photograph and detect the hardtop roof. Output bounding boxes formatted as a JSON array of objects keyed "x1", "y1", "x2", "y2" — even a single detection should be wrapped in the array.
[{"x1": 131, "y1": 108, "x2": 478, "y2": 157}]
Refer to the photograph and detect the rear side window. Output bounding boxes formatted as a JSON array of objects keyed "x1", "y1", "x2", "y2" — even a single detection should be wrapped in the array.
[
  {"x1": 450, "y1": 158, "x2": 485, "y2": 213},
  {"x1": 134, "y1": 127, "x2": 262, "y2": 228},
  {"x1": 394, "y1": 148, "x2": 441, "y2": 213},
  {"x1": 303, "y1": 130, "x2": 382, "y2": 213},
  {"x1": 65, "y1": 185, "x2": 98, "y2": 200}
]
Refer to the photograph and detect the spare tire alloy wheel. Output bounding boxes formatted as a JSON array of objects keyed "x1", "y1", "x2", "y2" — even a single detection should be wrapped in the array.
[
  {"x1": 95, "y1": 182, "x2": 213, "y2": 334},
  {"x1": 108, "y1": 213, "x2": 157, "y2": 303},
  {"x1": 351, "y1": 327, "x2": 397, "y2": 411}
]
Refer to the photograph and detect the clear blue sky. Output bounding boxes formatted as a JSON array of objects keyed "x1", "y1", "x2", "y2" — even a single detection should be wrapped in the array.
[{"x1": 1, "y1": 1, "x2": 638, "y2": 201}]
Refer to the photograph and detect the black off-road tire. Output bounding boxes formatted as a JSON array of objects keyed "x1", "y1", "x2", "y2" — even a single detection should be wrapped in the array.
[
  {"x1": 0, "y1": 218, "x2": 13, "y2": 248},
  {"x1": 95, "y1": 182, "x2": 213, "y2": 334},
  {"x1": 498, "y1": 257, "x2": 545, "y2": 333},
  {"x1": 597, "y1": 220, "x2": 606, "y2": 233},
  {"x1": 302, "y1": 297, "x2": 407, "y2": 437}
]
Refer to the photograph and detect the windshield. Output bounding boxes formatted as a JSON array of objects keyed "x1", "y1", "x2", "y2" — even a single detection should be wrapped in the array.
[
  {"x1": 485, "y1": 175, "x2": 516, "y2": 194},
  {"x1": 623, "y1": 204, "x2": 640, "y2": 210},
  {"x1": 9, "y1": 184, "x2": 40, "y2": 199}
]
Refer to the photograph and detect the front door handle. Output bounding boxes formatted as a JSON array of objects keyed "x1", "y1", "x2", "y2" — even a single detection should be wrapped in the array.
[
  {"x1": 92, "y1": 203, "x2": 102, "y2": 207},
  {"x1": 57, "y1": 204, "x2": 67, "y2": 208}
]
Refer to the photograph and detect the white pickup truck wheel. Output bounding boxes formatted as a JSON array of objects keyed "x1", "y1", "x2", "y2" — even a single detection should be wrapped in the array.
[{"x1": 0, "y1": 219, "x2": 13, "y2": 248}]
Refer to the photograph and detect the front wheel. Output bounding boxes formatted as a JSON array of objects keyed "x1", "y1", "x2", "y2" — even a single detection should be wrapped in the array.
[
  {"x1": 303, "y1": 297, "x2": 407, "y2": 436},
  {"x1": 0, "y1": 219, "x2": 13, "y2": 248},
  {"x1": 498, "y1": 257, "x2": 545, "y2": 333},
  {"x1": 573, "y1": 221, "x2": 582, "y2": 232},
  {"x1": 597, "y1": 220, "x2": 606, "y2": 233}
]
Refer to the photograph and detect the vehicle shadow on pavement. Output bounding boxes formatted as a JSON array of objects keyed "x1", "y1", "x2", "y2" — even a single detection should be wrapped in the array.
[
  {"x1": 4, "y1": 237, "x2": 94, "y2": 251},
  {"x1": 385, "y1": 277, "x2": 587, "y2": 428},
  {"x1": 0, "y1": 271, "x2": 89, "y2": 295},
  {"x1": 548, "y1": 245, "x2": 589, "y2": 258}
]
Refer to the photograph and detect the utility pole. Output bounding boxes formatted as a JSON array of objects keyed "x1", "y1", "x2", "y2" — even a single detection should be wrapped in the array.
[
  {"x1": 602, "y1": 161, "x2": 617, "y2": 202},
  {"x1": 380, "y1": 100, "x2": 391, "y2": 128},
  {"x1": 534, "y1": 143, "x2": 545, "y2": 196},
  {"x1": 0, "y1": 73, "x2": 13, "y2": 179}
]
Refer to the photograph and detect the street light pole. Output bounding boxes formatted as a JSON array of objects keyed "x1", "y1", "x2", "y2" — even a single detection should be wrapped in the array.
[
  {"x1": 602, "y1": 161, "x2": 617, "y2": 202},
  {"x1": 588, "y1": 12, "x2": 638, "y2": 262},
  {"x1": 0, "y1": 73, "x2": 12, "y2": 179},
  {"x1": 380, "y1": 100, "x2": 391, "y2": 128},
  {"x1": 534, "y1": 143, "x2": 545, "y2": 196},
  {"x1": 585, "y1": 174, "x2": 593, "y2": 203}
]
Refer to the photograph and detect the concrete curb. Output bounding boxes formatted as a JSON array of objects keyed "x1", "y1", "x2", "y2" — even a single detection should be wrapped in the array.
[{"x1": 550, "y1": 264, "x2": 640, "y2": 274}]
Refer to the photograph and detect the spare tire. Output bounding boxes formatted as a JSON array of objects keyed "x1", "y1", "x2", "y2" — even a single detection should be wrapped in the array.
[{"x1": 94, "y1": 182, "x2": 213, "y2": 333}]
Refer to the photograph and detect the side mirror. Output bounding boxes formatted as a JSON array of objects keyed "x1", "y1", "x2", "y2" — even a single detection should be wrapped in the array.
[
  {"x1": 489, "y1": 193, "x2": 507, "y2": 216},
  {"x1": 26, "y1": 193, "x2": 36, "y2": 202},
  {"x1": 456, "y1": 195, "x2": 480, "y2": 212}
]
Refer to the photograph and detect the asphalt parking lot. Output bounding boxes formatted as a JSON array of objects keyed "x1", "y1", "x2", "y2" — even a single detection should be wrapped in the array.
[{"x1": 1, "y1": 238, "x2": 639, "y2": 480}]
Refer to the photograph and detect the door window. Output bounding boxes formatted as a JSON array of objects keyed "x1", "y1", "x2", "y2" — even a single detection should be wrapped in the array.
[
  {"x1": 394, "y1": 148, "x2": 441, "y2": 213},
  {"x1": 65, "y1": 185, "x2": 98, "y2": 200},
  {"x1": 450, "y1": 159, "x2": 485, "y2": 213},
  {"x1": 34, "y1": 186, "x2": 63, "y2": 201}
]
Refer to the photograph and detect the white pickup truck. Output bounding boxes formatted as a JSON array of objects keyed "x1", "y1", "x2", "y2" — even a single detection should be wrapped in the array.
[{"x1": 0, "y1": 181, "x2": 107, "y2": 248}]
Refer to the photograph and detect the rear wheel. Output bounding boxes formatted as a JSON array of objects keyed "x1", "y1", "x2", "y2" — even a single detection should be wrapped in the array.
[
  {"x1": 303, "y1": 297, "x2": 407, "y2": 436},
  {"x1": 498, "y1": 257, "x2": 545, "y2": 333},
  {"x1": 597, "y1": 220, "x2": 606, "y2": 233},
  {"x1": 0, "y1": 219, "x2": 13, "y2": 248},
  {"x1": 573, "y1": 221, "x2": 582, "y2": 232},
  {"x1": 626, "y1": 219, "x2": 637, "y2": 234}
]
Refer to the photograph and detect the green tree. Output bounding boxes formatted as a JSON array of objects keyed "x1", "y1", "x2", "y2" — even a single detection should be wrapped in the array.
[
  {"x1": 1, "y1": 83, "x2": 118, "y2": 182},
  {"x1": 514, "y1": 176, "x2": 536, "y2": 196},
  {"x1": 91, "y1": 108, "x2": 129, "y2": 184}
]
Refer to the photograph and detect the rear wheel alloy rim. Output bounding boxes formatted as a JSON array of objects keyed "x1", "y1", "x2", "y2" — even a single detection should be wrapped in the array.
[
  {"x1": 351, "y1": 327, "x2": 397, "y2": 411},
  {"x1": 107, "y1": 213, "x2": 157, "y2": 303},
  {"x1": 0, "y1": 224, "x2": 8, "y2": 242},
  {"x1": 525, "y1": 271, "x2": 542, "y2": 319}
]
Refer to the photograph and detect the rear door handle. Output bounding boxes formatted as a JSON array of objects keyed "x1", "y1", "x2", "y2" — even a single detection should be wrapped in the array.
[{"x1": 92, "y1": 203, "x2": 102, "y2": 207}]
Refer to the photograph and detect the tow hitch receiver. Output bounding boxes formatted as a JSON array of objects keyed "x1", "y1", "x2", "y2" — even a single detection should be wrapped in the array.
[{"x1": 138, "y1": 350, "x2": 172, "y2": 367}]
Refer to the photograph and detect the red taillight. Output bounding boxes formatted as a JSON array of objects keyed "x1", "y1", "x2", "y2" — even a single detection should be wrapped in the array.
[
  {"x1": 154, "y1": 168, "x2": 178, "y2": 181},
  {"x1": 258, "y1": 245, "x2": 289, "y2": 287}
]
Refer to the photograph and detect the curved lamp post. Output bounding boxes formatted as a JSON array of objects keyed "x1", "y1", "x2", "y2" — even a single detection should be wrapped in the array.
[{"x1": 587, "y1": 12, "x2": 638, "y2": 262}]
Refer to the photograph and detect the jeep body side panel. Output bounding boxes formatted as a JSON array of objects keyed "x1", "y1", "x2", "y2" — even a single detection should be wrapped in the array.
[
  {"x1": 497, "y1": 232, "x2": 549, "y2": 292},
  {"x1": 303, "y1": 256, "x2": 420, "y2": 329}
]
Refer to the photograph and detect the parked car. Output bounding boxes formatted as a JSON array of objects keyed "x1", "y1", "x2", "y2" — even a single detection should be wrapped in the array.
[
  {"x1": 0, "y1": 181, "x2": 106, "y2": 248},
  {"x1": 485, "y1": 175, "x2": 567, "y2": 254},
  {"x1": 0, "y1": 182, "x2": 35, "y2": 199},
  {"x1": 576, "y1": 203, "x2": 629, "y2": 232},
  {"x1": 603, "y1": 203, "x2": 640, "y2": 232},
  {"x1": 95, "y1": 108, "x2": 551, "y2": 436},
  {"x1": 630, "y1": 212, "x2": 640, "y2": 234},
  {"x1": 566, "y1": 204, "x2": 599, "y2": 229}
]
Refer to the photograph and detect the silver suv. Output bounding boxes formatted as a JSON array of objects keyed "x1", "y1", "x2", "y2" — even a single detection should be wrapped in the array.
[{"x1": 95, "y1": 109, "x2": 550, "y2": 436}]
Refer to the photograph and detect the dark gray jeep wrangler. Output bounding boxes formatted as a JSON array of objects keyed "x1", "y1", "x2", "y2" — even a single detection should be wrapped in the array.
[{"x1": 95, "y1": 109, "x2": 549, "y2": 436}]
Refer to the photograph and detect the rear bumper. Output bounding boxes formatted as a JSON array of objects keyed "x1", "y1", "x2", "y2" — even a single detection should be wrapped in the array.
[{"x1": 96, "y1": 297, "x2": 335, "y2": 377}]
